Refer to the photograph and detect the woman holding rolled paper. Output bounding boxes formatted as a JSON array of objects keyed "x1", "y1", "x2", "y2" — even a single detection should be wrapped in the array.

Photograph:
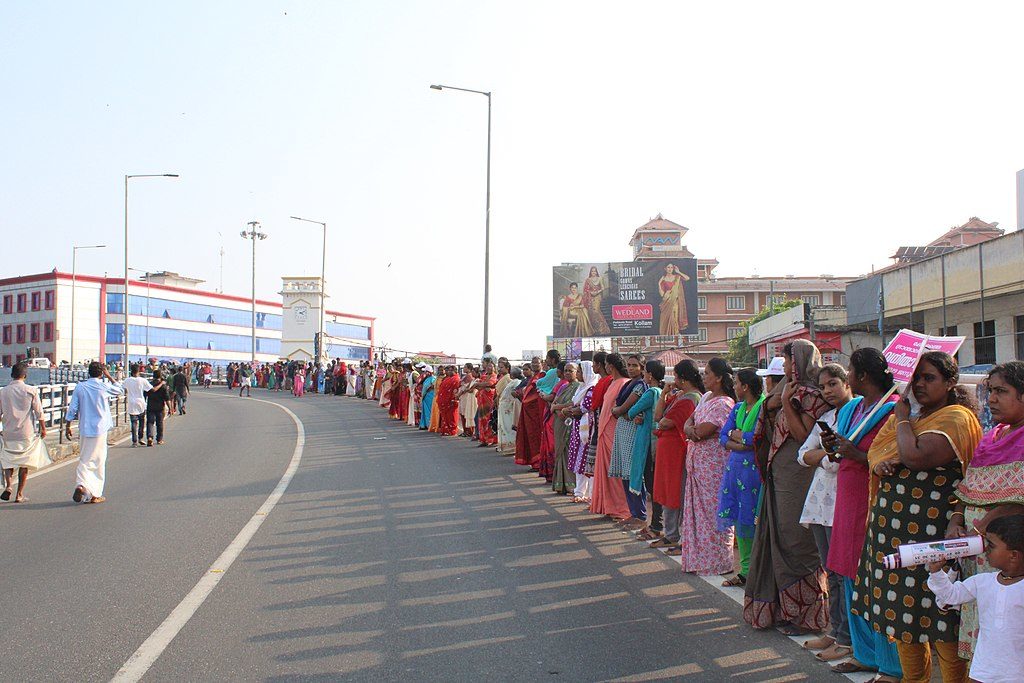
[
  {"x1": 851, "y1": 351, "x2": 982, "y2": 683},
  {"x1": 946, "y1": 360, "x2": 1024, "y2": 664}
]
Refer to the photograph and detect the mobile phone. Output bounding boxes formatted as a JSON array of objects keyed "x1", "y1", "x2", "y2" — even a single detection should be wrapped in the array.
[{"x1": 816, "y1": 420, "x2": 835, "y2": 435}]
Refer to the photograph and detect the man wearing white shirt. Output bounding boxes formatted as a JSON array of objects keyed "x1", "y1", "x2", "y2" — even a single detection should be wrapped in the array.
[
  {"x1": 65, "y1": 361, "x2": 124, "y2": 504},
  {"x1": 122, "y1": 363, "x2": 152, "y2": 447}
]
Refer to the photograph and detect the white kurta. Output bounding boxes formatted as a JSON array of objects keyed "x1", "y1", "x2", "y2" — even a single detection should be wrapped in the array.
[
  {"x1": 497, "y1": 382, "x2": 521, "y2": 453},
  {"x1": 76, "y1": 436, "x2": 108, "y2": 498}
]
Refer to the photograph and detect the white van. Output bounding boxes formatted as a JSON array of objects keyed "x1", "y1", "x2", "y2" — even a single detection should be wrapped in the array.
[{"x1": 26, "y1": 357, "x2": 52, "y2": 369}]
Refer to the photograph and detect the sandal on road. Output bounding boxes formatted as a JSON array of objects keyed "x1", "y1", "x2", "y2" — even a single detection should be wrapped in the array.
[
  {"x1": 0, "y1": 489, "x2": 10, "y2": 501},
  {"x1": 830, "y1": 659, "x2": 875, "y2": 675},
  {"x1": 721, "y1": 574, "x2": 746, "y2": 587},
  {"x1": 802, "y1": 635, "x2": 835, "y2": 650},
  {"x1": 815, "y1": 643, "x2": 853, "y2": 662}
]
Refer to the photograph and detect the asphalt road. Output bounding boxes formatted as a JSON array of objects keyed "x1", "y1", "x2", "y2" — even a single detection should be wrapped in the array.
[{"x1": 1, "y1": 390, "x2": 834, "y2": 682}]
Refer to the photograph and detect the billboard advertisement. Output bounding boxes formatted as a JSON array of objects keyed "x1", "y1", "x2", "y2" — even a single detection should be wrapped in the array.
[{"x1": 552, "y1": 259, "x2": 698, "y2": 338}]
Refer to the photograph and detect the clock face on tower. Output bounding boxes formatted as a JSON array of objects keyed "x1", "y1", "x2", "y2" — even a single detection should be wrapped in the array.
[{"x1": 294, "y1": 306, "x2": 308, "y2": 324}]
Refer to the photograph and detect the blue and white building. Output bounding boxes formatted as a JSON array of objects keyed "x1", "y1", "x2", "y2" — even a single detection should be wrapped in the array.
[{"x1": 0, "y1": 270, "x2": 374, "y2": 367}]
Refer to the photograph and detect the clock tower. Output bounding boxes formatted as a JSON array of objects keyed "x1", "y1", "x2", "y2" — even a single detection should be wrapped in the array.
[{"x1": 280, "y1": 276, "x2": 326, "y2": 362}]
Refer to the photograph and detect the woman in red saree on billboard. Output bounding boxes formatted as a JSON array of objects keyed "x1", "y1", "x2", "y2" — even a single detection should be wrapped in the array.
[
  {"x1": 559, "y1": 282, "x2": 593, "y2": 337},
  {"x1": 658, "y1": 263, "x2": 690, "y2": 335},
  {"x1": 582, "y1": 266, "x2": 611, "y2": 335}
]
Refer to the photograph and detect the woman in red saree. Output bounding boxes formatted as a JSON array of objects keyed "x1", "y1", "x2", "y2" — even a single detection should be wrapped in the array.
[
  {"x1": 474, "y1": 360, "x2": 499, "y2": 447},
  {"x1": 436, "y1": 366, "x2": 461, "y2": 436},
  {"x1": 515, "y1": 359, "x2": 545, "y2": 468},
  {"x1": 590, "y1": 353, "x2": 631, "y2": 520},
  {"x1": 538, "y1": 363, "x2": 567, "y2": 482}
]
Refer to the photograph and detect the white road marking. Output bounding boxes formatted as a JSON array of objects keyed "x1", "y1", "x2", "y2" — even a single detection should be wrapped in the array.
[{"x1": 110, "y1": 396, "x2": 305, "y2": 682}]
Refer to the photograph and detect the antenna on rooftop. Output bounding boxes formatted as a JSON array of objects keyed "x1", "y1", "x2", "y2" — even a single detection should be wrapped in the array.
[{"x1": 217, "y1": 231, "x2": 225, "y2": 293}]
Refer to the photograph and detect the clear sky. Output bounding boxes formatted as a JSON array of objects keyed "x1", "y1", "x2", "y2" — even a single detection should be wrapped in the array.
[{"x1": 3, "y1": 2, "x2": 1023, "y2": 359}]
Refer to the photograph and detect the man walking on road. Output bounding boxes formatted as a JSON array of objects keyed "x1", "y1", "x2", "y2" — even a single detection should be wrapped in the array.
[
  {"x1": 145, "y1": 370, "x2": 170, "y2": 446},
  {"x1": 65, "y1": 361, "x2": 124, "y2": 504},
  {"x1": 0, "y1": 361, "x2": 51, "y2": 502},
  {"x1": 172, "y1": 367, "x2": 189, "y2": 414},
  {"x1": 238, "y1": 363, "x2": 253, "y2": 397},
  {"x1": 123, "y1": 363, "x2": 152, "y2": 447}
]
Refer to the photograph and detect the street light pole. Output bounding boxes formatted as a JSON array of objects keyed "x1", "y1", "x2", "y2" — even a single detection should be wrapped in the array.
[
  {"x1": 70, "y1": 244, "x2": 106, "y2": 366},
  {"x1": 290, "y1": 216, "x2": 327, "y2": 362},
  {"x1": 124, "y1": 173, "x2": 178, "y2": 374},
  {"x1": 430, "y1": 83, "x2": 492, "y2": 351},
  {"x1": 128, "y1": 268, "x2": 152, "y2": 358},
  {"x1": 240, "y1": 222, "x2": 268, "y2": 365}
]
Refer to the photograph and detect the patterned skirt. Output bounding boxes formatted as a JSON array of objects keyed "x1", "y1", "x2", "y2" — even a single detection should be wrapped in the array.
[{"x1": 608, "y1": 417, "x2": 637, "y2": 480}]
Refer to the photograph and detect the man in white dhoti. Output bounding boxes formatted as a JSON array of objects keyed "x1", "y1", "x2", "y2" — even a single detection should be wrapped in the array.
[
  {"x1": 0, "y1": 362, "x2": 51, "y2": 502},
  {"x1": 64, "y1": 362, "x2": 123, "y2": 504}
]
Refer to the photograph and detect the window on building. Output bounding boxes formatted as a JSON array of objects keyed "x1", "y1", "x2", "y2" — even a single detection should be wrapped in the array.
[
  {"x1": 726, "y1": 295, "x2": 746, "y2": 311},
  {"x1": 15, "y1": 354, "x2": 24, "y2": 363},
  {"x1": 1, "y1": 355, "x2": 10, "y2": 366},
  {"x1": 974, "y1": 320, "x2": 996, "y2": 365},
  {"x1": 16, "y1": 325, "x2": 26, "y2": 344},
  {"x1": 16, "y1": 294, "x2": 26, "y2": 313},
  {"x1": 727, "y1": 326, "x2": 745, "y2": 340},
  {"x1": 43, "y1": 322, "x2": 54, "y2": 342},
  {"x1": 1015, "y1": 315, "x2": 1024, "y2": 362},
  {"x1": 687, "y1": 327, "x2": 708, "y2": 343},
  {"x1": 30, "y1": 323, "x2": 40, "y2": 343},
  {"x1": 44, "y1": 290, "x2": 55, "y2": 310},
  {"x1": 44, "y1": 352, "x2": 54, "y2": 363},
  {"x1": 2, "y1": 295, "x2": 11, "y2": 314},
  {"x1": 1, "y1": 326, "x2": 10, "y2": 345},
  {"x1": 31, "y1": 291, "x2": 41, "y2": 311},
  {"x1": 801, "y1": 295, "x2": 820, "y2": 306},
  {"x1": 105, "y1": 293, "x2": 286, "y2": 331},
  {"x1": 697, "y1": 295, "x2": 707, "y2": 311},
  {"x1": 768, "y1": 294, "x2": 787, "y2": 306},
  {"x1": 838, "y1": 294, "x2": 846, "y2": 306},
  {"x1": 940, "y1": 325, "x2": 958, "y2": 337}
]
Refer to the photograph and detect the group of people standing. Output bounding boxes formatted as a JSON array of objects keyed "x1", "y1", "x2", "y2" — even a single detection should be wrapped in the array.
[
  {"x1": 364, "y1": 341, "x2": 1024, "y2": 683},
  {"x1": 371, "y1": 347, "x2": 501, "y2": 444},
  {"x1": 227, "y1": 359, "x2": 376, "y2": 399}
]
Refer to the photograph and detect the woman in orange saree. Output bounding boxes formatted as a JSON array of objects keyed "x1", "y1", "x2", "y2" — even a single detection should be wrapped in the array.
[
  {"x1": 474, "y1": 360, "x2": 499, "y2": 447},
  {"x1": 590, "y1": 353, "x2": 631, "y2": 520}
]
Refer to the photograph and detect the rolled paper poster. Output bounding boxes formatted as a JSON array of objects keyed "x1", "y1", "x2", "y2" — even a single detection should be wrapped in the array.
[{"x1": 882, "y1": 536, "x2": 984, "y2": 570}]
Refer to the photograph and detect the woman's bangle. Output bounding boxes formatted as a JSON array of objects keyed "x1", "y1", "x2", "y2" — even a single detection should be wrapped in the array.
[
  {"x1": 950, "y1": 511, "x2": 965, "y2": 521},
  {"x1": 896, "y1": 420, "x2": 910, "y2": 427}
]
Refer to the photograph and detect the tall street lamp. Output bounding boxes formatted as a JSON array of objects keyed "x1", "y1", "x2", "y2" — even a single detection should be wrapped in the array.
[
  {"x1": 430, "y1": 83, "x2": 492, "y2": 351},
  {"x1": 124, "y1": 173, "x2": 178, "y2": 372},
  {"x1": 70, "y1": 244, "x2": 106, "y2": 366},
  {"x1": 240, "y1": 222, "x2": 268, "y2": 365},
  {"x1": 128, "y1": 268, "x2": 153, "y2": 358},
  {"x1": 290, "y1": 216, "x2": 327, "y2": 362}
]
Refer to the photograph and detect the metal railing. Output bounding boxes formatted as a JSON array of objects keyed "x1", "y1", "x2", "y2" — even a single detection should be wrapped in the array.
[{"x1": 35, "y1": 383, "x2": 129, "y2": 445}]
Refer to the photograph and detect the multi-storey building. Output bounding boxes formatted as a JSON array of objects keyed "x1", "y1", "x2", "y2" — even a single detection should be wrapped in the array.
[
  {"x1": 619, "y1": 215, "x2": 854, "y2": 365},
  {"x1": 0, "y1": 270, "x2": 374, "y2": 367}
]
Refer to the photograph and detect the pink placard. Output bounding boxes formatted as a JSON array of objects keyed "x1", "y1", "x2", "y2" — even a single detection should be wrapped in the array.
[{"x1": 882, "y1": 329, "x2": 965, "y2": 383}]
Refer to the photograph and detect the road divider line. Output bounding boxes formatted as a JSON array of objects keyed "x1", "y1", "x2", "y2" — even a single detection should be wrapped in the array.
[{"x1": 110, "y1": 396, "x2": 305, "y2": 683}]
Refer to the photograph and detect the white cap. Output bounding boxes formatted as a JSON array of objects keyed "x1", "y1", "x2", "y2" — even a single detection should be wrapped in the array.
[
  {"x1": 757, "y1": 357, "x2": 786, "y2": 377},
  {"x1": 422, "y1": 364, "x2": 433, "y2": 373}
]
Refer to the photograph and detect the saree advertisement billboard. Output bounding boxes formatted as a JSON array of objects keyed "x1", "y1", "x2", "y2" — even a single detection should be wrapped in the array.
[{"x1": 552, "y1": 259, "x2": 698, "y2": 338}]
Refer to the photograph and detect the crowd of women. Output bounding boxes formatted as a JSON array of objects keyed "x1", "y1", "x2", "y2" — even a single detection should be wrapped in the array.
[{"x1": 358, "y1": 340, "x2": 1024, "y2": 683}]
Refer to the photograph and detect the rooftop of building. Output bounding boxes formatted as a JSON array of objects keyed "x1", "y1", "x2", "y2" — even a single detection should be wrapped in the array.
[
  {"x1": 887, "y1": 217, "x2": 1004, "y2": 267},
  {"x1": 0, "y1": 270, "x2": 375, "y2": 322}
]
